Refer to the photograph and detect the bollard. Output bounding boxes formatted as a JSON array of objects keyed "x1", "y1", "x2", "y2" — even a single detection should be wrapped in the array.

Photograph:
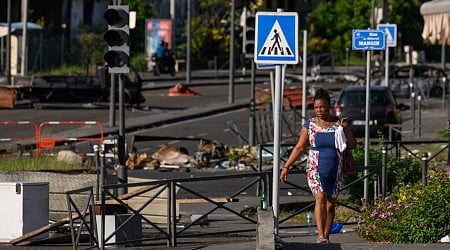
[
  {"x1": 381, "y1": 146, "x2": 387, "y2": 197},
  {"x1": 421, "y1": 153, "x2": 428, "y2": 185},
  {"x1": 418, "y1": 95, "x2": 422, "y2": 138}
]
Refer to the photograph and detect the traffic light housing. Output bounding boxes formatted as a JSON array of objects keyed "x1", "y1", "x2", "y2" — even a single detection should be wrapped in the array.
[
  {"x1": 243, "y1": 15, "x2": 255, "y2": 58},
  {"x1": 103, "y1": 5, "x2": 130, "y2": 74}
]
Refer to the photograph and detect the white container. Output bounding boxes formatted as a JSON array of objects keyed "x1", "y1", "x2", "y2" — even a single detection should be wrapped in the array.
[
  {"x1": 96, "y1": 214, "x2": 142, "y2": 247},
  {"x1": 0, "y1": 182, "x2": 49, "y2": 242}
]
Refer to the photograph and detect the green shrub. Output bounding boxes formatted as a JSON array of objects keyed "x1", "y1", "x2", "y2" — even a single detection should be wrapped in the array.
[
  {"x1": 130, "y1": 53, "x2": 148, "y2": 73},
  {"x1": 342, "y1": 134, "x2": 384, "y2": 201},
  {"x1": 356, "y1": 169, "x2": 450, "y2": 243},
  {"x1": 343, "y1": 132, "x2": 423, "y2": 201}
]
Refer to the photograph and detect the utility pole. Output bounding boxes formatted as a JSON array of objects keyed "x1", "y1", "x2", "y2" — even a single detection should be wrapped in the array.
[
  {"x1": 228, "y1": 0, "x2": 235, "y2": 104},
  {"x1": 6, "y1": 0, "x2": 12, "y2": 85},
  {"x1": 21, "y1": 0, "x2": 29, "y2": 76}
]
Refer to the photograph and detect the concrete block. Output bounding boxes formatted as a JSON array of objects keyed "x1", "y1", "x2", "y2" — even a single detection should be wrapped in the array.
[{"x1": 256, "y1": 207, "x2": 275, "y2": 250}]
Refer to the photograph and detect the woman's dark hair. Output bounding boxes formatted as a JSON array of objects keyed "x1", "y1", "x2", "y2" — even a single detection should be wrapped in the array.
[{"x1": 313, "y1": 88, "x2": 330, "y2": 104}]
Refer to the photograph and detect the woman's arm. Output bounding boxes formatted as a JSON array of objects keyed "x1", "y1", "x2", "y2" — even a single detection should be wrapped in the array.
[
  {"x1": 284, "y1": 127, "x2": 309, "y2": 168},
  {"x1": 280, "y1": 127, "x2": 309, "y2": 183}
]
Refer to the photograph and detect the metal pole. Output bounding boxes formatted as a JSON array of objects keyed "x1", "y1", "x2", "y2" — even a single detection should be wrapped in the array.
[
  {"x1": 21, "y1": 0, "x2": 28, "y2": 76},
  {"x1": 94, "y1": 145, "x2": 100, "y2": 201},
  {"x1": 117, "y1": 75, "x2": 127, "y2": 195},
  {"x1": 421, "y1": 153, "x2": 428, "y2": 185},
  {"x1": 6, "y1": 0, "x2": 12, "y2": 85},
  {"x1": 384, "y1": 46, "x2": 389, "y2": 87},
  {"x1": 186, "y1": 0, "x2": 191, "y2": 84},
  {"x1": 418, "y1": 95, "x2": 422, "y2": 138},
  {"x1": 170, "y1": 0, "x2": 176, "y2": 57},
  {"x1": 109, "y1": 74, "x2": 116, "y2": 127},
  {"x1": 272, "y1": 64, "x2": 282, "y2": 236},
  {"x1": 249, "y1": 60, "x2": 256, "y2": 146},
  {"x1": 228, "y1": 0, "x2": 235, "y2": 104},
  {"x1": 364, "y1": 50, "x2": 371, "y2": 202},
  {"x1": 381, "y1": 146, "x2": 387, "y2": 197},
  {"x1": 302, "y1": 30, "x2": 307, "y2": 125}
]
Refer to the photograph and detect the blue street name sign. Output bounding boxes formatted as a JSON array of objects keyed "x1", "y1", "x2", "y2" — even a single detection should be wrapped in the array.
[
  {"x1": 352, "y1": 30, "x2": 385, "y2": 50},
  {"x1": 254, "y1": 12, "x2": 298, "y2": 64}
]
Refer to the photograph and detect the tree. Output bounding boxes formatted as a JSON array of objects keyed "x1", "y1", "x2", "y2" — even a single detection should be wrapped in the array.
[
  {"x1": 124, "y1": 0, "x2": 154, "y2": 57},
  {"x1": 306, "y1": 0, "x2": 427, "y2": 63},
  {"x1": 180, "y1": 0, "x2": 261, "y2": 68}
]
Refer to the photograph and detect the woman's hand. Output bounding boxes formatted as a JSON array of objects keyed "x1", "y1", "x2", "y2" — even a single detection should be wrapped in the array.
[{"x1": 280, "y1": 167, "x2": 289, "y2": 183}]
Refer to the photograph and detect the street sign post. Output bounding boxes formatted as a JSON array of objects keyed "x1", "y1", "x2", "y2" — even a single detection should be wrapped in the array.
[
  {"x1": 352, "y1": 30, "x2": 385, "y2": 50},
  {"x1": 377, "y1": 24, "x2": 397, "y2": 90},
  {"x1": 352, "y1": 28, "x2": 386, "y2": 202},
  {"x1": 254, "y1": 12, "x2": 298, "y2": 64},
  {"x1": 254, "y1": 10, "x2": 298, "y2": 237}
]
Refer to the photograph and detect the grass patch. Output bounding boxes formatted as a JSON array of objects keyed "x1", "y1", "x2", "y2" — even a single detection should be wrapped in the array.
[{"x1": 0, "y1": 156, "x2": 91, "y2": 172}]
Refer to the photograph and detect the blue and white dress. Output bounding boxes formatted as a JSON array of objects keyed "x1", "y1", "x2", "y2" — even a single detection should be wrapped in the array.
[{"x1": 304, "y1": 117, "x2": 343, "y2": 198}]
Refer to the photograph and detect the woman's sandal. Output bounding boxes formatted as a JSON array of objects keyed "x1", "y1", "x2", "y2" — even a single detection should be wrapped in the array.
[{"x1": 316, "y1": 236, "x2": 329, "y2": 244}]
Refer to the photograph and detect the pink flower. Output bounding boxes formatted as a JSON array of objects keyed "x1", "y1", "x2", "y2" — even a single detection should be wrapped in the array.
[{"x1": 372, "y1": 224, "x2": 377, "y2": 230}]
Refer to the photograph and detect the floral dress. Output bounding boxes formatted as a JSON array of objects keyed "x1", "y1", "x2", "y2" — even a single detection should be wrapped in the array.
[{"x1": 304, "y1": 117, "x2": 342, "y2": 198}]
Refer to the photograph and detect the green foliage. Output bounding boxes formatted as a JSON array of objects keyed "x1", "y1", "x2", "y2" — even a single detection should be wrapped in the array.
[
  {"x1": 344, "y1": 132, "x2": 423, "y2": 201},
  {"x1": 124, "y1": 0, "x2": 155, "y2": 55},
  {"x1": 178, "y1": 0, "x2": 262, "y2": 68},
  {"x1": 0, "y1": 157, "x2": 89, "y2": 172},
  {"x1": 307, "y1": 0, "x2": 372, "y2": 61},
  {"x1": 386, "y1": 156, "x2": 422, "y2": 190},
  {"x1": 69, "y1": 32, "x2": 106, "y2": 72},
  {"x1": 131, "y1": 52, "x2": 148, "y2": 72},
  {"x1": 307, "y1": 0, "x2": 427, "y2": 63},
  {"x1": 343, "y1": 134, "x2": 384, "y2": 200},
  {"x1": 356, "y1": 170, "x2": 450, "y2": 243}
]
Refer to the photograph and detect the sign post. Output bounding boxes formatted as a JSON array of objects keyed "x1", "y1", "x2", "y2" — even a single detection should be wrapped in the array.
[
  {"x1": 377, "y1": 24, "x2": 397, "y2": 87},
  {"x1": 352, "y1": 29, "x2": 385, "y2": 201},
  {"x1": 255, "y1": 10, "x2": 298, "y2": 236}
]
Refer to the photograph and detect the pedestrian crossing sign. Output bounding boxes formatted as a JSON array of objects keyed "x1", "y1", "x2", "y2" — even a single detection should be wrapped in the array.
[
  {"x1": 254, "y1": 12, "x2": 298, "y2": 64},
  {"x1": 377, "y1": 24, "x2": 397, "y2": 47}
]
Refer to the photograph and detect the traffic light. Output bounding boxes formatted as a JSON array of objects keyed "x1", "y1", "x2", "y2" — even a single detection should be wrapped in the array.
[
  {"x1": 243, "y1": 15, "x2": 255, "y2": 58},
  {"x1": 103, "y1": 5, "x2": 130, "y2": 74}
]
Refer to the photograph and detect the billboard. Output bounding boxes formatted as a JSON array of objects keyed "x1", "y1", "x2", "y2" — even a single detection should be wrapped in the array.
[{"x1": 145, "y1": 19, "x2": 172, "y2": 59}]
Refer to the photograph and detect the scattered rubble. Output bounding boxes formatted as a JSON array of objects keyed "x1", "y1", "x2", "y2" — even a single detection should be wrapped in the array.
[{"x1": 126, "y1": 140, "x2": 258, "y2": 170}]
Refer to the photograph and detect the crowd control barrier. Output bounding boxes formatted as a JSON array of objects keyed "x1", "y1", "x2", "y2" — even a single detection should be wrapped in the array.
[
  {"x1": 38, "y1": 121, "x2": 104, "y2": 156},
  {"x1": 0, "y1": 121, "x2": 39, "y2": 156}
]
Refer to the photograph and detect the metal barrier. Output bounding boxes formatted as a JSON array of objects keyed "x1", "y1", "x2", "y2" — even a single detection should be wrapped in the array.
[
  {"x1": 258, "y1": 142, "x2": 386, "y2": 222},
  {"x1": 0, "y1": 121, "x2": 39, "y2": 156},
  {"x1": 97, "y1": 172, "x2": 270, "y2": 248},
  {"x1": 38, "y1": 121, "x2": 104, "y2": 156},
  {"x1": 66, "y1": 186, "x2": 98, "y2": 249}
]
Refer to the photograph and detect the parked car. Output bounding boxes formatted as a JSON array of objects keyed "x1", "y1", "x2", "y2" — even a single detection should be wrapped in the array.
[
  {"x1": 332, "y1": 85, "x2": 404, "y2": 140},
  {"x1": 372, "y1": 64, "x2": 448, "y2": 98}
]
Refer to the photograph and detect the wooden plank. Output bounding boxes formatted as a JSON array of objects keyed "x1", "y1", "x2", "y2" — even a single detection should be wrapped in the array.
[
  {"x1": 10, "y1": 214, "x2": 80, "y2": 245},
  {"x1": 117, "y1": 184, "x2": 158, "y2": 201}
]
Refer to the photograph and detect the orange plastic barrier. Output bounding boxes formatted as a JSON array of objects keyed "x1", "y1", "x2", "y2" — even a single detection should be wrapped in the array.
[
  {"x1": 38, "y1": 121, "x2": 104, "y2": 156},
  {"x1": 0, "y1": 121, "x2": 39, "y2": 156}
]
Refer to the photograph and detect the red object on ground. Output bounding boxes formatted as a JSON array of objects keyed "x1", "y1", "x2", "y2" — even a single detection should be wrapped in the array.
[{"x1": 168, "y1": 83, "x2": 200, "y2": 96}]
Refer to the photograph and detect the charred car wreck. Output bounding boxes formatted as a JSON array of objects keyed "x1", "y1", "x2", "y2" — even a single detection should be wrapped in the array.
[{"x1": 0, "y1": 67, "x2": 145, "y2": 108}]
